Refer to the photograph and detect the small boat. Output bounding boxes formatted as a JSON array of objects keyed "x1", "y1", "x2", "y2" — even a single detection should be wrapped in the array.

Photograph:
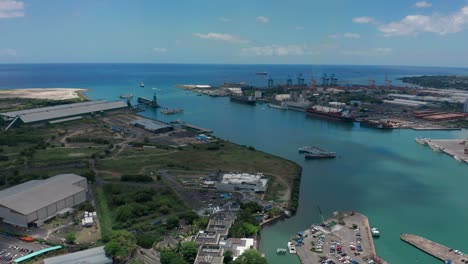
[
  {"x1": 276, "y1": 248, "x2": 287, "y2": 254},
  {"x1": 267, "y1": 103, "x2": 287, "y2": 110},
  {"x1": 288, "y1": 242, "x2": 297, "y2": 254},
  {"x1": 119, "y1": 93, "x2": 133, "y2": 99},
  {"x1": 161, "y1": 108, "x2": 184, "y2": 115},
  {"x1": 415, "y1": 137, "x2": 429, "y2": 145},
  {"x1": 371, "y1": 227, "x2": 380, "y2": 237},
  {"x1": 300, "y1": 146, "x2": 336, "y2": 159},
  {"x1": 140, "y1": 82, "x2": 145, "y2": 87}
]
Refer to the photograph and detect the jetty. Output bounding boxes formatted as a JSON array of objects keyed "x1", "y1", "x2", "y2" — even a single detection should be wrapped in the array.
[
  {"x1": 424, "y1": 139, "x2": 468, "y2": 164},
  {"x1": 171, "y1": 120, "x2": 213, "y2": 134},
  {"x1": 400, "y1": 234, "x2": 466, "y2": 263}
]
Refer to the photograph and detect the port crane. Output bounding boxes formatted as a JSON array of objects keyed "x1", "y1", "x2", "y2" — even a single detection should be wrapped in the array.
[
  {"x1": 321, "y1": 73, "x2": 329, "y2": 86},
  {"x1": 268, "y1": 77, "x2": 274, "y2": 88},
  {"x1": 368, "y1": 78, "x2": 376, "y2": 89},
  {"x1": 385, "y1": 73, "x2": 392, "y2": 88},
  {"x1": 329, "y1": 73, "x2": 338, "y2": 86},
  {"x1": 286, "y1": 75, "x2": 293, "y2": 86},
  {"x1": 310, "y1": 72, "x2": 317, "y2": 90},
  {"x1": 297, "y1": 73, "x2": 305, "y2": 85}
]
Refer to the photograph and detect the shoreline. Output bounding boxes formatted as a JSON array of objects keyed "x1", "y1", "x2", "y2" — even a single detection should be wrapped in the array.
[{"x1": 0, "y1": 88, "x2": 88, "y2": 101}]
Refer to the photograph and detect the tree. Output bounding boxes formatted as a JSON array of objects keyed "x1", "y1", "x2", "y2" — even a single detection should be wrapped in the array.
[
  {"x1": 136, "y1": 233, "x2": 157, "y2": 249},
  {"x1": 232, "y1": 249, "x2": 267, "y2": 264},
  {"x1": 166, "y1": 216, "x2": 179, "y2": 229},
  {"x1": 104, "y1": 230, "x2": 137, "y2": 261},
  {"x1": 180, "y1": 241, "x2": 198, "y2": 264},
  {"x1": 224, "y1": 250, "x2": 233, "y2": 263},
  {"x1": 65, "y1": 232, "x2": 76, "y2": 244},
  {"x1": 160, "y1": 250, "x2": 187, "y2": 264}
]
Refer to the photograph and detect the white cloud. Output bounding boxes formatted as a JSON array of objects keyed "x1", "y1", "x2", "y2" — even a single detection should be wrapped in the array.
[
  {"x1": 193, "y1": 32, "x2": 249, "y2": 44},
  {"x1": 341, "y1": 47, "x2": 392, "y2": 56},
  {"x1": 0, "y1": 0, "x2": 24, "y2": 18},
  {"x1": 0, "y1": 48, "x2": 17, "y2": 57},
  {"x1": 329, "y1": 33, "x2": 361, "y2": 39},
  {"x1": 415, "y1": 1, "x2": 432, "y2": 8},
  {"x1": 218, "y1": 17, "x2": 230, "y2": 22},
  {"x1": 256, "y1": 16, "x2": 269, "y2": 23},
  {"x1": 344, "y1": 32, "x2": 361, "y2": 39},
  {"x1": 153, "y1": 47, "x2": 167, "y2": 53},
  {"x1": 241, "y1": 44, "x2": 320, "y2": 57},
  {"x1": 353, "y1": 16, "x2": 375, "y2": 24},
  {"x1": 379, "y1": 6, "x2": 468, "y2": 36}
]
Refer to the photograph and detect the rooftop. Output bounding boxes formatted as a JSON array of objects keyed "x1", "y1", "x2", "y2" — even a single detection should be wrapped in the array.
[
  {"x1": 130, "y1": 118, "x2": 173, "y2": 131},
  {"x1": 0, "y1": 100, "x2": 127, "y2": 123},
  {"x1": 0, "y1": 174, "x2": 86, "y2": 215},
  {"x1": 43, "y1": 246, "x2": 112, "y2": 264}
]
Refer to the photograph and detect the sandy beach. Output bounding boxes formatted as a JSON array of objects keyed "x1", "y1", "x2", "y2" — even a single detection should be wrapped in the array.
[{"x1": 0, "y1": 88, "x2": 87, "y2": 100}]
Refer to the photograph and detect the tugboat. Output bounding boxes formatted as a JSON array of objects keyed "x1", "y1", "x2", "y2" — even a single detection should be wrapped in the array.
[
  {"x1": 300, "y1": 146, "x2": 336, "y2": 159},
  {"x1": 287, "y1": 242, "x2": 297, "y2": 254}
]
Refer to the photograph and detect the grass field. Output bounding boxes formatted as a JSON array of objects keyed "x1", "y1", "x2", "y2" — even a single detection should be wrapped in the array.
[
  {"x1": 94, "y1": 186, "x2": 113, "y2": 241},
  {"x1": 33, "y1": 147, "x2": 104, "y2": 163},
  {"x1": 97, "y1": 140, "x2": 301, "y2": 202}
]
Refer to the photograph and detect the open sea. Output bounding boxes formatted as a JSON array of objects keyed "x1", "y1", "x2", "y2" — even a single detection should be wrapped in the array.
[{"x1": 1, "y1": 64, "x2": 467, "y2": 264}]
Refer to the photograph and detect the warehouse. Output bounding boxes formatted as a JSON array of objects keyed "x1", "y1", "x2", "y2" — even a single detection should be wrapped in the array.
[
  {"x1": 0, "y1": 174, "x2": 88, "y2": 227},
  {"x1": 215, "y1": 173, "x2": 268, "y2": 193},
  {"x1": 130, "y1": 118, "x2": 174, "y2": 133},
  {"x1": 43, "y1": 246, "x2": 112, "y2": 264},
  {"x1": 0, "y1": 100, "x2": 127, "y2": 127}
]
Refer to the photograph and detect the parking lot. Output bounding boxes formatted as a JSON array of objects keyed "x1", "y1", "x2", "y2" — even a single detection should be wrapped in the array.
[{"x1": 0, "y1": 234, "x2": 51, "y2": 263}]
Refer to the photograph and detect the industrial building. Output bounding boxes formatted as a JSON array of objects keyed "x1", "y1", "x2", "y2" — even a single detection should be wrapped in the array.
[
  {"x1": 194, "y1": 245, "x2": 224, "y2": 264},
  {"x1": 130, "y1": 118, "x2": 174, "y2": 133},
  {"x1": 0, "y1": 100, "x2": 127, "y2": 128},
  {"x1": 0, "y1": 174, "x2": 87, "y2": 227},
  {"x1": 383, "y1": 99, "x2": 428, "y2": 108},
  {"x1": 43, "y1": 246, "x2": 112, "y2": 264},
  {"x1": 215, "y1": 173, "x2": 268, "y2": 193}
]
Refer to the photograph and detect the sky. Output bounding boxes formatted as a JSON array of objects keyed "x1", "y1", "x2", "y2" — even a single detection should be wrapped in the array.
[{"x1": 1, "y1": 0, "x2": 468, "y2": 66}]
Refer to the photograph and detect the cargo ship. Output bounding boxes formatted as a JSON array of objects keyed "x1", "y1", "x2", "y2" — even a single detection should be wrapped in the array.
[
  {"x1": 360, "y1": 119, "x2": 395, "y2": 129},
  {"x1": 285, "y1": 101, "x2": 311, "y2": 112},
  {"x1": 256, "y1": 72, "x2": 268, "y2": 76},
  {"x1": 306, "y1": 105, "x2": 354, "y2": 122},
  {"x1": 230, "y1": 95, "x2": 256, "y2": 105}
]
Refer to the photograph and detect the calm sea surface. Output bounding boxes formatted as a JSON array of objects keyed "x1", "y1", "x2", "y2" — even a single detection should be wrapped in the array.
[{"x1": 1, "y1": 64, "x2": 467, "y2": 264}]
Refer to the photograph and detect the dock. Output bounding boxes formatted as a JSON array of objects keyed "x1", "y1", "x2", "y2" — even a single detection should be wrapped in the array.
[
  {"x1": 425, "y1": 139, "x2": 468, "y2": 164},
  {"x1": 171, "y1": 121, "x2": 213, "y2": 133},
  {"x1": 400, "y1": 234, "x2": 466, "y2": 263}
]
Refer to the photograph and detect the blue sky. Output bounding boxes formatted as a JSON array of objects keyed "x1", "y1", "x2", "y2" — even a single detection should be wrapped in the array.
[{"x1": 1, "y1": 0, "x2": 468, "y2": 66}]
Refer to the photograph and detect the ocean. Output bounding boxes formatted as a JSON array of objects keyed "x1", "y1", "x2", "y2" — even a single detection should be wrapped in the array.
[{"x1": 1, "y1": 63, "x2": 467, "y2": 264}]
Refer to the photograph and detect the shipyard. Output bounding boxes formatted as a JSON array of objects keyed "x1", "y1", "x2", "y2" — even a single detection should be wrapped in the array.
[{"x1": 177, "y1": 72, "x2": 468, "y2": 130}]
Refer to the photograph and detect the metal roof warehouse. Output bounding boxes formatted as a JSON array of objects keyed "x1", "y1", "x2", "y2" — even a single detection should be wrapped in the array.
[{"x1": 0, "y1": 100, "x2": 127, "y2": 124}]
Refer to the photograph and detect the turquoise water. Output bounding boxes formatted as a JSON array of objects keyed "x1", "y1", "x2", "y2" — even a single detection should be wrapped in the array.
[{"x1": 1, "y1": 64, "x2": 467, "y2": 263}]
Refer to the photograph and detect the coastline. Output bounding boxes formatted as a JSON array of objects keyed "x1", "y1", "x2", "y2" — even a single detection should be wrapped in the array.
[{"x1": 0, "y1": 88, "x2": 88, "y2": 101}]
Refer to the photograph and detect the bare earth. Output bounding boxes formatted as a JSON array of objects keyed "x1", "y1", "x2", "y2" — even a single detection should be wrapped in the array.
[{"x1": 0, "y1": 88, "x2": 87, "y2": 100}]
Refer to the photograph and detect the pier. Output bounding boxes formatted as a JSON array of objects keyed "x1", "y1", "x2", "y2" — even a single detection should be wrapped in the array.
[
  {"x1": 171, "y1": 120, "x2": 213, "y2": 133},
  {"x1": 400, "y1": 234, "x2": 466, "y2": 263},
  {"x1": 425, "y1": 139, "x2": 468, "y2": 163}
]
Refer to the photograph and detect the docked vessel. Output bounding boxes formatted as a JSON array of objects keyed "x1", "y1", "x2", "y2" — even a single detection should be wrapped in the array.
[
  {"x1": 119, "y1": 93, "x2": 133, "y2": 99},
  {"x1": 415, "y1": 137, "x2": 430, "y2": 145},
  {"x1": 371, "y1": 227, "x2": 381, "y2": 237},
  {"x1": 301, "y1": 146, "x2": 336, "y2": 159},
  {"x1": 360, "y1": 119, "x2": 395, "y2": 129},
  {"x1": 285, "y1": 101, "x2": 310, "y2": 112},
  {"x1": 230, "y1": 95, "x2": 256, "y2": 105},
  {"x1": 287, "y1": 242, "x2": 297, "y2": 254},
  {"x1": 161, "y1": 108, "x2": 184, "y2": 115},
  {"x1": 306, "y1": 105, "x2": 354, "y2": 122},
  {"x1": 267, "y1": 102, "x2": 287, "y2": 110}
]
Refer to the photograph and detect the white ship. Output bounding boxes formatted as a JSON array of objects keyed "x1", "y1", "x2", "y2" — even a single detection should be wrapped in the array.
[{"x1": 267, "y1": 102, "x2": 287, "y2": 110}]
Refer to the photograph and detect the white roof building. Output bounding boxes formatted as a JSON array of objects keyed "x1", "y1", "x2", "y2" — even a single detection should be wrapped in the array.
[
  {"x1": 215, "y1": 173, "x2": 268, "y2": 193},
  {"x1": 0, "y1": 174, "x2": 88, "y2": 227}
]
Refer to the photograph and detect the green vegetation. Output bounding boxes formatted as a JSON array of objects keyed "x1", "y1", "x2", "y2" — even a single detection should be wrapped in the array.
[
  {"x1": 160, "y1": 249, "x2": 188, "y2": 264},
  {"x1": 65, "y1": 232, "x2": 76, "y2": 244},
  {"x1": 121, "y1": 174, "x2": 153, "y2": 182},
  {"x1": 232, "y1": 249, "x2": 267, "y2": 264},
  {"x1": 104, "y1": 230, "x2": 137, "y2": 262},
  {"x1": 94, "y1": 186, "x2": 113, "y2": 242},
  {"x1": 159, "y1": 241, "x2": 198, "y2": 264},
  {"x1": 229, "y1": 202, "x2": 262, "y2": 238},
  {"x1": 399, "y1": 75, "x2": 468, "y2": 90}
]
